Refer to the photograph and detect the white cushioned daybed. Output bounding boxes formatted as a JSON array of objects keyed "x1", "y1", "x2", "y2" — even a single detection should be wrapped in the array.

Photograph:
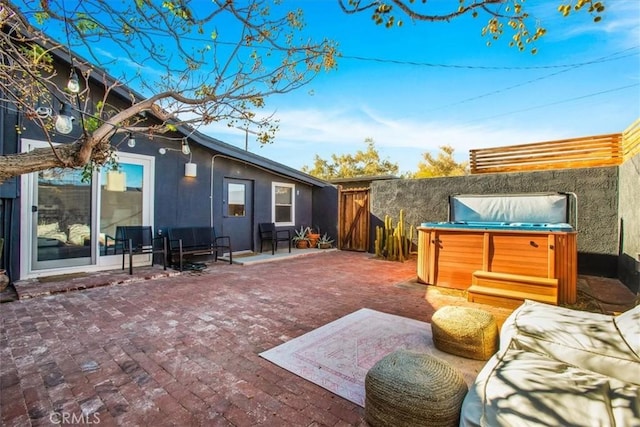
[{"x1": 460, "y1": 300, "x2": 640, "y2": 426}]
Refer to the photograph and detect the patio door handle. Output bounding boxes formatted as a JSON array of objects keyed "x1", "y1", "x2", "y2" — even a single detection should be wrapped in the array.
[{"x1": 32, "y1": 205, "x2": 38, "y2": 212}]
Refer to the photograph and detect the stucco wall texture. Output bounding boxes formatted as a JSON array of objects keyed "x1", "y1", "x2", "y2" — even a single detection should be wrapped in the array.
[
  {"x1": 370, "y1": 165, "x2": 639, "y2": 290},
  {"x1": 618, "y1": 154, "x2": 640, "y2": 292}
]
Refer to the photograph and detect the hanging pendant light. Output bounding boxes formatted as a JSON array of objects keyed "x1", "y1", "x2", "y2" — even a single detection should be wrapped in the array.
[
  {"x1": 127, "y1": 133, "x2": 136, "y2": 148},
  {"x1": 55, "y1": 103, "x2": 74, "y2": 134},
  {"x1": 67, "y1": 70, "x2": 80, "y2": 93},
  {"x1": 181, "y1": 139, "x2": 191, "y2": 155}
]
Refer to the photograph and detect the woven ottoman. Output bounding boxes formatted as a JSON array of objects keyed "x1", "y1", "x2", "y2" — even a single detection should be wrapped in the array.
[
  {"x1": 364, "y1": 349, "x2": 468, "y2": 427},
  {"x1": 431, "y1": 306, "x2": 498, "y2": 360}
]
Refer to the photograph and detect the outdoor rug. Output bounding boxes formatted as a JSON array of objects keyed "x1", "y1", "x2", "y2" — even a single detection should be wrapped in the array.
[{"x1": 259, "y1": 308, "x2": 486, "y2": 407}]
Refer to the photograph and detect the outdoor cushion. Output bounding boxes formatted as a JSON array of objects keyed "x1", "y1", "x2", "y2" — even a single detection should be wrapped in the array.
[
  {"x1": 431, "y1": 306, "x2": 498, "y2": 360},
  {"x1": 460, "y1": 345, "x2": 640, "y2": 427},
  {"x1": 500, "y1": 300, "x2": 640, "y2": 385},
  {"x1": 365, "y1": 349, "x2": 468, "y2": 427},
  {"x1": 614, "y1": 304, "x2": 640, "y2": 358}
]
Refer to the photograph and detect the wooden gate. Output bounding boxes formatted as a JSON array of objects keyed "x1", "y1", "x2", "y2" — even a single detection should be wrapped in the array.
[{"x1": 338, "y1": 187, "x2": 369, "y2": 251}]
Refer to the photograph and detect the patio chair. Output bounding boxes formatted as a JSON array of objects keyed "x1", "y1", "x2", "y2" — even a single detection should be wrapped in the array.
[
  {"x1": 258, "y1": 223, "x2": 291, "y2": 255},
  {"x1": 115, "y1": 226, "x2": 167, "y2": 274}
]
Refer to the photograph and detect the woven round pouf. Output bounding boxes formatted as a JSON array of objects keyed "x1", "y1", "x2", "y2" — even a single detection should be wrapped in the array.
[
  {"x1": 364, "y1": 349, "x2": 468, "y2": 427},
  {"x1": 431, "y1": 306, "x2": 498, "y2": 361}
]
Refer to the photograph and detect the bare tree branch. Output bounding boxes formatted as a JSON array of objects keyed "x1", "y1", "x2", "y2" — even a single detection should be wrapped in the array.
[
  {"x1": 338, "y1": 0, "x2": 606, "y2": 50},
  {"x1": 0, "y1": 0, "x2": 338, "y2": 183}
]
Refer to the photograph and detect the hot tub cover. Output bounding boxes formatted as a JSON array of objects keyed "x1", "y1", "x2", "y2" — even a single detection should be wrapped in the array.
[{"x1": 420, "y1": 221, "x2": 574, "y2": 232}]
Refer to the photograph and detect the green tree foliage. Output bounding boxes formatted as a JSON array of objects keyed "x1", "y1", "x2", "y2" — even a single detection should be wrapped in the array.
[
  {"x1": 302, "y1": 138, "x2": 399, "y2": 180},
  {"x1": 413, "y1": 145, "x2": 468, "y2": 178},
  {"x1": 339, "y1": 0, "x2": 606, "y2": 54}
]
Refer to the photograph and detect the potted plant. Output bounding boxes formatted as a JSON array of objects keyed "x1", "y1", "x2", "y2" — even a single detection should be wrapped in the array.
[
  {"x1": 317, "y1": 233, "x2": 334, "y2": 249},
  {"x1": 307, "y1": 227, "x2": 321, "y2": 248},
  {"x1": 292, "y1": 226, "x2": 310, "y2": 248}
]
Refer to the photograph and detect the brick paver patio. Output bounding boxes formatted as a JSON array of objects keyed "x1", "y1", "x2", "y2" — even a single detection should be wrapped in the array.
[
  {"x1": 0, "y1": 251, "x2": 429, "y2": 426},
  {"x1": 1, "y1": 250, "x2": 635, "y2": 426}
]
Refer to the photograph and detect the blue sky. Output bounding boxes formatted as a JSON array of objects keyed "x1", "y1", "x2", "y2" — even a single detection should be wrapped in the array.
[
  {"x1": 18, "y1": 0, "x2": 640, "y2": 174},
  {"x1": 200, "y1": 1, "x2": 639, "y2": 173}
]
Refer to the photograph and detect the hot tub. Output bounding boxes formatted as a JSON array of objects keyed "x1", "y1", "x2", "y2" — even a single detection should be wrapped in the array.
[{"x1": 417, "y1": 221, "x2": 577, "y2": 305}]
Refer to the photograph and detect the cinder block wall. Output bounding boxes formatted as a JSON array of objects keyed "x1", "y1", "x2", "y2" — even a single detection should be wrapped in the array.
[{"x1": 370, "y1": 166, "x2": 633, "y2": 287}]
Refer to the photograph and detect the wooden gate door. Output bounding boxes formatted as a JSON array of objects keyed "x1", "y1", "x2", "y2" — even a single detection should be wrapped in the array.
[{"x1": 338, "y1": 187, "x2": 370, "y2": 251}]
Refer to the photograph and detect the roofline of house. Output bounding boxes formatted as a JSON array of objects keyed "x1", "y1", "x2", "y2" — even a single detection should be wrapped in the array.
[
  {"x1": 17, "y1": 14, "x2": 330, "y2": 188},
  {"x1": 176, "y1": 125, "x2": 333, "y2": 187},
  {"x1": 329, "y1": 175, "x2": 399, "y2": 184}
]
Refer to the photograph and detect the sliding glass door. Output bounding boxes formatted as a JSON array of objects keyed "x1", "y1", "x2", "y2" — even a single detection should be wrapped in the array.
[
  {"x1": 22, "y1": 139, "x2": 155, "y2": 276},
  {"x1": 32, "y1": 167, "x2": 92, "y2": 270}
]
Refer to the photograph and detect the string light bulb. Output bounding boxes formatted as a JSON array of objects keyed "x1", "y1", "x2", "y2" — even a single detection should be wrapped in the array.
[
  {"x1": 35, "y1": 97, "x2": 52, "y2": 119},
  {"x1": 55, "y1": 103, "x2": 74, "y2": 134},
  {"x1": 127, "y1": 133, "x2": 136, "y2": 148},
  {"x1": 181, "y1": 139, "x2": 191, "y2": 155},
  {"x1": 67, "y1": 70, "x2": 80, "y2": 93}
]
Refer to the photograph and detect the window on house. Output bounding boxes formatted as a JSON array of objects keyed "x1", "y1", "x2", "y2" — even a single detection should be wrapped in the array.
[
  {"x1": 227, "y1": 183, "x2": 246, "y2": 216},
  {"x1": 272, "y1": 182, "x2": 295, "y2": 226}
]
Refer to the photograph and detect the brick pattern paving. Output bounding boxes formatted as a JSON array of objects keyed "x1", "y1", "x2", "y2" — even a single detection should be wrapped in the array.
[
  {"x1": 1, "y1": 251, "x2": 428, "y2": 426},
  {"x1": 2, "y1": 250, "x2": 636, "y2": 426}
]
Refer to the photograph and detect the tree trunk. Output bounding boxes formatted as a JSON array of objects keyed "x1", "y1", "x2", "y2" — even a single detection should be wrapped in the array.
[{"x1": 0, "y1": 141, "x2": 90, "y2": 183}]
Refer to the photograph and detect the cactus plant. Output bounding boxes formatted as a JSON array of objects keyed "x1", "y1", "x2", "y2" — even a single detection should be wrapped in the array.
[{"x1": 374, "y1": 210, "x2": 416, "y2": 262}]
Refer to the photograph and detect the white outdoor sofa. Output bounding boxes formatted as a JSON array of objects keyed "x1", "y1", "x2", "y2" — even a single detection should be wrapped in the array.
[{"x1": 460, "y1": 299, "x2": 640, "y2": 426}]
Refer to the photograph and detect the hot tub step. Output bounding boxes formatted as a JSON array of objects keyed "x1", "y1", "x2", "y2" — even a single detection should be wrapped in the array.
[{"x1": 468, "y1": 271, "x2": 558, "y2": 309}]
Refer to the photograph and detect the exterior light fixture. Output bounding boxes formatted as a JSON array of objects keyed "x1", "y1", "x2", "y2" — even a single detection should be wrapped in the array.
[
  {"x1": 55, "y1": 103, "x2": 74, "y2": 134},
  {"x1": 127, "y1": 133, "x2": 136, "y2": 148},
  {"x1": 181, "y1": 139, "x2": 191, "y2": 155},
  {"x1": 35, "y1": 99, "x2": 52, "y2": 119},
  {"x1": 184, "y1": 161, "x2": 197, "y2": 177},
  {"x1": 158, "y1": 147, "x2": 167, "y2": 155},
  {"x1": 67, "y1": 70, "x2": 80, "y2": 93}
]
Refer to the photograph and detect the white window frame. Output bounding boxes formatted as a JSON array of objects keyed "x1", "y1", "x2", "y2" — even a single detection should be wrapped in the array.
[
  {"x1": 19, "y1": 139, "x2": 155, "y2": 278},
  {"x1": 272, "y1": 182, "x2": 295, "y2": 226}
]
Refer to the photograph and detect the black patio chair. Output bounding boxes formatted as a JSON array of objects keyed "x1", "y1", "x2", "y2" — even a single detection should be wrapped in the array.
[
  {"x1": 258, "y1": 223, "x2": 291, "y2": 255},
  {"x1": 115, "y1": 226, "x2": 167, "y2": 274}
]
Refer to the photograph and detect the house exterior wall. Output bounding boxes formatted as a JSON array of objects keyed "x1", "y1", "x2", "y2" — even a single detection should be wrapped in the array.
[
  {"x1": 618, "y1": 153, "x2": 640, "y2": 293},
  {"x1": 370, "y1": 166, "x2": 628, "y2": 287},
  {"x1": 0, "y1": 129, "x2": 320, "y2": 280},
  {"x1": 312, "y1": 185, "x2": 339, "y2": 241},
  {"x1": 0, "y1": 72, "x2": 325, "y2": 280}
]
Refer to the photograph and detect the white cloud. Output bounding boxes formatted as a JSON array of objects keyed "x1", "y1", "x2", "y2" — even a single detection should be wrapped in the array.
[
  {"x1": 93, "y1": 47, "x2": 167, "y2": 80},
  {"x1": 273, "y1": 106, "x2": 563, "y2": 150},
  {"x1": 199, "y1": 105, "x2": 574, "y2": 172},
  {"x1": 542, "y1": 0, "x2": 640, "y2": 46}
]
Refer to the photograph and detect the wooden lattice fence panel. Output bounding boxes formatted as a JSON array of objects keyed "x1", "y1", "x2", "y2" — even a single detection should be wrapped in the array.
[
  {"x1": 470, "y1": 133, "x2": 623, "y2": 174},
  {"x1": 622, "y1": 118, "x2": 640, "y2": 160}
]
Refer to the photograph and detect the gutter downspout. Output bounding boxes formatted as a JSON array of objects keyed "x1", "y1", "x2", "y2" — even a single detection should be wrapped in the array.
[{"x1": 210, "y1": 154, "x2": 221, "y2": 229}]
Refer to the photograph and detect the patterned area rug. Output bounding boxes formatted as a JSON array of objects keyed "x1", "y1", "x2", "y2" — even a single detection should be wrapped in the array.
[{"x1": 260, "y1": 308, "x2": 485, "y2": 407}]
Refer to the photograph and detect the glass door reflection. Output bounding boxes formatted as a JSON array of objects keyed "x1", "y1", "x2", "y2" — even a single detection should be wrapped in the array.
[
  {"x1": 32, "y1": 168, "x2": 92, "y2": 269},
  {"x1": 99, "y1": 164, "x2": 144, "y2": 255}
]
